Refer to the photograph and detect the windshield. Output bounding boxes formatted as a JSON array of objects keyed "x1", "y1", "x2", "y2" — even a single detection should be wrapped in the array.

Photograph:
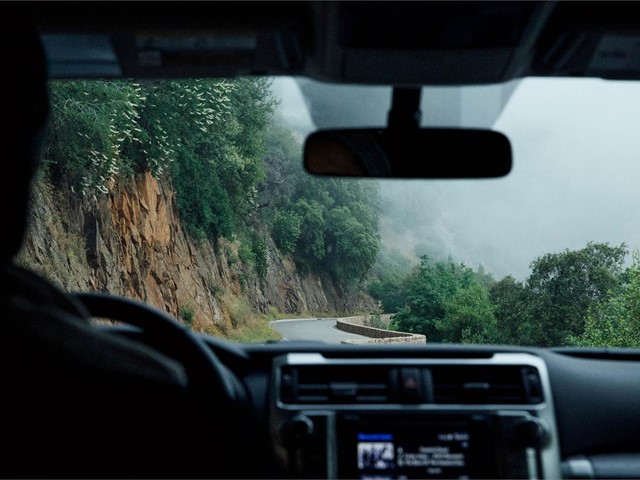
[{"x1": 19, "y1": 76, "x2": 640, "y2": 348}]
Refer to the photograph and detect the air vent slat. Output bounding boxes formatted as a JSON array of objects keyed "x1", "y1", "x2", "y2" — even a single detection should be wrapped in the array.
[
  {"x1": 356, "y1": 395, "x2": 388, "y2": 402},
  {"x1": 298, "y1": 384, "x2": 330, "y2": 391},
  {"x1": 358, "y1": 384, "x2": 387, "y2": 390},
  {"x1": 280, "y1": 365, "x2": 392, "y2": 405},
  {"x1": 431, "y1": 365, "x2": 543, "y2": 405},
  {"x1": 297, "y1": 395, "x2": 331, "y2": 402}
]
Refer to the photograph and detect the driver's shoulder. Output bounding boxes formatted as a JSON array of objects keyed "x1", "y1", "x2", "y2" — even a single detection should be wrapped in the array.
[
  {"x1": 0, "y1": 263, "x2": 188, "y2": 387},
  {"x1": 0, "y1": 263, "x2": 200, "y2": 477}
]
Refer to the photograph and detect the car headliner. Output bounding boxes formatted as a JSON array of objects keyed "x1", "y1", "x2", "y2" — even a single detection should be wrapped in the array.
[{"x1": 20, "y1": 1, "x2": 640, "y2": 86}]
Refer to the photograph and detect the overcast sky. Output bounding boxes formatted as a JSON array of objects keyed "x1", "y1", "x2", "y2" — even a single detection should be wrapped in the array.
[{"x1": 273, "y1": 77, "x2": 640, "y2": 280}]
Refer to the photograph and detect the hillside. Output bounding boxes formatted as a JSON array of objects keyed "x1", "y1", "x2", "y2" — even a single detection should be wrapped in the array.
[{"x1": 18, "y1": 173, "x2": 376, "y2": 340}]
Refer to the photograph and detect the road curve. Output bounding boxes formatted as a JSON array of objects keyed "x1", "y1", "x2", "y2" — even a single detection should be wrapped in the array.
[{"x1": 270, "y1": 317, "x2": 370, "y2": 343}]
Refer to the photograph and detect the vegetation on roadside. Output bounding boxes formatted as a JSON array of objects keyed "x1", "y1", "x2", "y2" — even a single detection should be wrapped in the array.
[
  {"x1": 40, "y1": 80, "x2": 640, "y2": 347},
  {"x1": 179, "y1": 304, "x2": 195, "y2": 329},
  {"x1": 220, "y1": 293, "x2": 282, "y2": 343},
  {"x1": 369, "y1": 242, "x2": 640, "y2": 347},
  {"x1": 43, "y1": 79, "x2": 380, "y2": 287}
]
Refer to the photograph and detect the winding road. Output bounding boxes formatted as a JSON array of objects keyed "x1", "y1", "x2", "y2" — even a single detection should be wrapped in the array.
[{"x1": 270, "y1": 317, "x2": 370, "y2": 343}]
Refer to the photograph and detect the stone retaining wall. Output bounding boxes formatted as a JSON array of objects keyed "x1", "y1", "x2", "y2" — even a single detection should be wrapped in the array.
[{"x1": 336, "y1": 317, "x2": 426, "y2": 344}]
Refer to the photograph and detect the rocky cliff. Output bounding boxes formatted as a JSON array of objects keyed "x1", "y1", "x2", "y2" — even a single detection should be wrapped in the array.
[{"x1": 17, "y1": 173, "x2": 375, "y2": 338}]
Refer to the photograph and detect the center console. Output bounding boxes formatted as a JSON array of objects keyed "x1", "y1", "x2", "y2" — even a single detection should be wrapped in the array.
[{"x1": 270, "y1": 352, "x2": 561, "y2": 479}]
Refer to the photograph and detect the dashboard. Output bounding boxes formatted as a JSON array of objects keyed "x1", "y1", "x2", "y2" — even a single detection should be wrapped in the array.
[
  {"x1": 272, "y1": 352, "x2": 559, "y2": 479},
  {"x1": 202, "y1": 338, "x2": 640, "y2": 479}
]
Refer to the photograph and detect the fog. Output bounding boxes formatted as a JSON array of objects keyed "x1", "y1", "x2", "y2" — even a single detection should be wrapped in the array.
[{"x1": 273, "y1": 77, "x2": 640, "y2": 281}]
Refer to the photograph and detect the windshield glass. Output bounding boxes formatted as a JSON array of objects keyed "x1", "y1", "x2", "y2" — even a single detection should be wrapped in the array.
[{"x1": 19, "y1": 76, "x2": 640, "y2": 348}]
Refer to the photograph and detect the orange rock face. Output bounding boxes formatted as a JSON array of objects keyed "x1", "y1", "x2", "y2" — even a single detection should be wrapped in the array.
[{"x1": 19, "y1": 173, "x2": 376, "y2": 337}]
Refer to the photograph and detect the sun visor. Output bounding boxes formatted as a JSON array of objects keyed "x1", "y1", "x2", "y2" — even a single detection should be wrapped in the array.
[
  {"x1": 31, "y1": 2, "x2": 309, "y2": 80},
  {"x1": 42, "y1": 34, "x2": 122, "y2": 78}
]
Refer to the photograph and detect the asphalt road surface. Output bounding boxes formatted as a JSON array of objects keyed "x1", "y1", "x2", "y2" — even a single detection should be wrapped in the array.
[{"x1": 270, "y1": 317, "x2": 370, "y2": 343}]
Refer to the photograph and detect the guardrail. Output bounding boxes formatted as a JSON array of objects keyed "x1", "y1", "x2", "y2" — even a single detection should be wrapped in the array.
[{"x1": 336, "y1": 315, "x2": 426, "y2": 344}]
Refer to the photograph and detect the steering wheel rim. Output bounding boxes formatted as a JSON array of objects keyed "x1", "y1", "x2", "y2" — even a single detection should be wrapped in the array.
[{"x1": 73, "y1": 292, "x2": 240, "y2": 402}]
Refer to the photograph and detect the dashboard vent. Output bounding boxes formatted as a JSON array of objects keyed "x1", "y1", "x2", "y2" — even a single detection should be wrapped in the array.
[
  {"x1": 431, "y1": 365, "x2": 543, "y2": 404},
  {"x1": 280, "y1": 365, "x2": 392, "y2": 404},
  {"x1": 279, "y1": 363, "x2": 544, "y2": 405}
]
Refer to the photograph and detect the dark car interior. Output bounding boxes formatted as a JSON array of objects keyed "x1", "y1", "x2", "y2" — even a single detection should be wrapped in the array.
[{"x1": 3, "y1": 2, "x2": 640, "y2": 478}]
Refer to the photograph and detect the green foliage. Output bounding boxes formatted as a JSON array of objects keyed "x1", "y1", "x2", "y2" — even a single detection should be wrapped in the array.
[
  {"x1": 522, "y1": 242, "x2": 627, "y2": 346},
  {"x1": 271, "y1": 210, "x2": 302, "y2": 254},
  {"x1": 387, "y1": 242, "x2": 630, "y2": 347},
  {"x1": 238, "y1": 230, "x2": 269, "y2": 281},
  {"x1": 171, "y1": 149, "x2": 235, "y2": 239},
  {"x1": 44, "y1": 77, "x2": 389, "y2": 339},
  {"x1": 484, "y1": 242, "x2": 628, "y2": 347},
  {"x1": 46, "y1": 78, "x2": 275, "y2": 241},
  {"x1": 569, "y1": 251, "x2": 640, "y2": 348},
  {"x1": 489, "y1": 276, "x2": 529, "y2": 345},
  {"x1": 253, "y1": 238, "x2": 269, "y2": 280},
  {"x1": 48, "y1": 80, "x2": 640, "y2": 349},
  {"x1": 364, "y1": 306, "x2": 387, "y2": 329},
  {"x1": 258, "y1": 122, "x2": 382, "y2": 283},
  {"x1": 285, "y1": 177, "x2": 380, "y2": 283},
  {"x1": 179, "y1": 304, "x2": 195, "y2": 328},
  {"x1": 210, "y1": 284, "x2": 224, "y2": 297},
  {"x1": 44, "y1": 80, "x2": 144, "y2": 193},
  {"x1": 238, "y1": 240, "x2": 255, "y2": 266},
  {"x1": 259, "y1": 122, "x2": 302, "y2": 207},
  {"x1": 154, "y1": 78, "x2": 274, "y2": 239},
  {"x1": 440, "y1": 281, "x2": 497, "y2": 343},
  {"x1": 324, "y1": 206, "x2": 379, "y2": 282},
  {"x1": 222, "y1": 293, "x2": 282, "y2": 343},
  {"x1": 390, "y1": 256, "x2": 496, "y2": 343},
  {"x1": 368, "y1": 250, "x2": 413, "y2": 313},
  {"x1": 368, "y1": 276, "x2": 406, "y2": 314},
  {"x1": 475, "y1": 264, "x2": 496, "y2": 290},
  {"x1": 47, "y1": 78, "x2": 382, "y2": 286},
  {"x1": 293, "y1": 199, "x2": 327, "y2": 266}
]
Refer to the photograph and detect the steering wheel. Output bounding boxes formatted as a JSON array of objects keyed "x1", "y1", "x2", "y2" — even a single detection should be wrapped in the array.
[{"x1": 73, "y1": 291, "x2": 243, "y2": 403}]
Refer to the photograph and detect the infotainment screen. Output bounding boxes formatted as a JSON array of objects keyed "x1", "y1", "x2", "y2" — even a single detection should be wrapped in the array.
[{"x1": 338, "y1": 414, "x2": 497, "y2": 479}]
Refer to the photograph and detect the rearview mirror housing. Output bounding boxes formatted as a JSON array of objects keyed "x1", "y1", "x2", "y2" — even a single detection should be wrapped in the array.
[{"x1": 304, "y1": 128, "x2": 512, "y2": 178}]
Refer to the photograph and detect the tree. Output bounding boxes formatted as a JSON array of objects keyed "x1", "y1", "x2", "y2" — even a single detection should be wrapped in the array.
[
  {"x1": 258, "y1": 122, "x2": 302, "y2": 208},
  {"x1": 570, "y1": 251, "x2": 640, "y2": 348},
  {"x1": 440, "y1": 280, "x2": 497, "y2": 343},
  {"x1": 390, "y1": 256, "x2": 496, "y2": 343},
  {"x1": 271, "y1": 210, "x2": 302, "y2": 255},
  {"x1": 47, "y1": 78, "x2": 383, "y2": 288},
  {"x1": 44, "y1": 80, "x2": 145, "y2": 193},
  {"x1": 45, "y1": 78, "x2": 277, "y2": 242},
  {"x1": 523, "y1": 242, "x2": 627, "y2": 346},
  {"x1": 324, "y1": 206, "x2": 379, "y2": 283},
  {"x1": 266, "y1": 169, "x2": 381, "y2": 283},
  {"x1": 489, "y1": 275, "x2": 530, "y2": 345},
  {"x1": 368, "y1": 250, "x2": 412, "y2": 313},
  {"x1": 293, "y1": 199, "x2": 326, "y2": 268}
]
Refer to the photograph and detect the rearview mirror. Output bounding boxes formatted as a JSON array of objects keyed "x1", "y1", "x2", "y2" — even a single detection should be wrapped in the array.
[{"x1": 304, "y1": 128, "x2": 512, "y2": 178}]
